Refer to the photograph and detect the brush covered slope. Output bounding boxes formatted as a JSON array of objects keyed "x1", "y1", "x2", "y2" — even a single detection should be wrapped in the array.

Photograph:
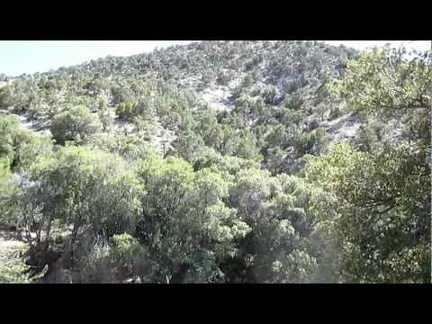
[{"x1": 0, "y1": 41, "x2": 430, "y2": 283}]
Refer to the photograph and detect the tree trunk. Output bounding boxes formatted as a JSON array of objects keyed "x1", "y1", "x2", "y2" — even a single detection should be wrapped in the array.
[{"x1": 170, "y1": 263, "x2": 191, "y2": 283}]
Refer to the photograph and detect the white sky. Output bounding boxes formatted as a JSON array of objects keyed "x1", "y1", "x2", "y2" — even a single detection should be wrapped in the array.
[{"x1": 0, "y1": 41, "x2": 430, "y2": 76}]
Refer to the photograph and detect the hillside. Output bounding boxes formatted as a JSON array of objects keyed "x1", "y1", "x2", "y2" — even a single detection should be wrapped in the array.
[
  {"x1": 0, "y1": 41, "x2": 430, "y2": 283},
  {"x1": 0, "y1": 41, "x2": 360, "y2": 169}
]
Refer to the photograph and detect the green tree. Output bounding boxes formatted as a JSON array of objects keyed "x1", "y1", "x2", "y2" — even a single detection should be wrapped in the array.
[
  {"x1": 307, "y1": 47, "x2": 431, "y2": 283},
  {"x1": 51, "y1": 105, "x2": 101, "y2": 145},
  {"x1": 170, "y1": 128, "x2": 206, "y2": 161},
  {"x1": 135, "y1": 154, "x2": 250, "y2": 282},
  {"x1": 223, "y1": 171, "x2": 323, "y2": 283},
  {"x1": 17, "y1": 146, "x2": 144, "y2": 273},
  {"x1": 97, "y1": 97, "x2": 114, "y2": 132},
  {"x1": 0, "y1": 157, "x2": 19, "y2": 225},
  {"x1": 0, "y1": 115, "x2": 21, "y2": 164}
]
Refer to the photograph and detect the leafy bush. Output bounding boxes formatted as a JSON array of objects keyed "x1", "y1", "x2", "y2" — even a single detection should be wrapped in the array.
[
  {"x1": 0, "y1": 261, "x2": 31, "y2": 283},
  {"x1": 51, "y1": 105, "x2": 101, "y2": 145}
]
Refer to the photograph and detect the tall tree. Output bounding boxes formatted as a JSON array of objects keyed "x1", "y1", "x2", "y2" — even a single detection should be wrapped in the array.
[{"x1": 307, "y1": 46, "x2": 431, "y2": 283}]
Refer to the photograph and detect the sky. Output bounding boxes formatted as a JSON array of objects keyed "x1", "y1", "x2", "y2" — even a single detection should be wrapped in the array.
[{"x1": 0, "y1": 41, "x2": 430, "y2": 77}]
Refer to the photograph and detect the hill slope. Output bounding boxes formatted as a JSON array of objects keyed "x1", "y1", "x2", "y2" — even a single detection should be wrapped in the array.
[
  {"x1": 0, "y1": 41, "x2": 429, "y2": 284},
  {"x1": 0, "y1": 41, "x2": 360, "y2": 170}
]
